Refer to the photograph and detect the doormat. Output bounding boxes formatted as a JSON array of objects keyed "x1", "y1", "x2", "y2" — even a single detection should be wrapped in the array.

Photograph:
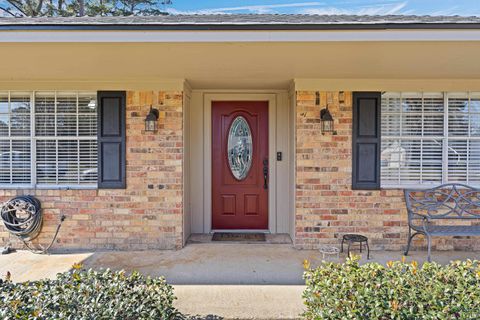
[{"x1": 212, "y1": 232, "x2": 266, "y2": 242}]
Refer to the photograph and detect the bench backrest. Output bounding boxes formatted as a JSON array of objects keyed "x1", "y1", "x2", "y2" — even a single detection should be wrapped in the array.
[{"x1": 404, "y1": 183, "x2": 480, "y2": 220}]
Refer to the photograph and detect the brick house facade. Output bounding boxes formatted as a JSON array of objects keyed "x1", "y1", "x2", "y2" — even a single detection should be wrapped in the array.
[
  {"x1": 1, "y1": 89, "x2": 479, "y2": 252},
  {"x1": 1, "y1": 15, "x2": 480, "y2": 254},
  {"x1": 0, "y1": 91, "x2": 184, "y2": 251},
  {"x1": 295, "y1": 91, "x2": 480, "y2": 252},
  {"x1": 295, "y1": 91, "x2": 406, "y2": 250}
]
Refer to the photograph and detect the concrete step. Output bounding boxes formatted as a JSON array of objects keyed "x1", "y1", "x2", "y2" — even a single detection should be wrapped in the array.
[
  {"x1": 174, "y1": 285, "x2": 305, "y2": 320},
  {"x1": 187, "y1": 233, "x2": 293, "y2": 245}
]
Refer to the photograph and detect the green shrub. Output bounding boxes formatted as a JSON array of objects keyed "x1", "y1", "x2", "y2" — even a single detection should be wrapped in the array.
[
  {"x1": 303, "y1": 257, "x2": 480, "y2": 320},
  {"x1": 0, "y1": 267, "x2": 182, "y2": 320}
]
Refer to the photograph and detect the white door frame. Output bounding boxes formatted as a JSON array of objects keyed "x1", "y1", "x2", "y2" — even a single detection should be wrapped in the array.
[{"x1": 203, "y1": 93, "x2": 277, "y2": 233}]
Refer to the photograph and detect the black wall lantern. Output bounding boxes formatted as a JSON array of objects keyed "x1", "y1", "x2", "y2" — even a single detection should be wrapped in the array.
[
  {"x1": 320, "y1": 105, "x2": 334, "y2": 134},
  {"x1": 145, "y1": 106, "x2": 159, "y2": 132},
  {"x1": 315, "y1": 92, "x2": 335, "y2": 134}
]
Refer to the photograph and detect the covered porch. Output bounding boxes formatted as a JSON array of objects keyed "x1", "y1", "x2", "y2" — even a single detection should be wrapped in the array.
[
  {"x1": 1, "y1": 27, "x2": 480, "y2": 253},
  {"x1": 2, "y1": 243, "x2": 476, "y2": 284}
]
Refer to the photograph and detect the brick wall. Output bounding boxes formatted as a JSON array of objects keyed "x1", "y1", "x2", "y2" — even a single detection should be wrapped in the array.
[
  {"x1": 0, "y1": 91, "x2": 184, "y2": 251},
  {"x1": 295, "y1": 91, "x2": 480, "y2": 251}
]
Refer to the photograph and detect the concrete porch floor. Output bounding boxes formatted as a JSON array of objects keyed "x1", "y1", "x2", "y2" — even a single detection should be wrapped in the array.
[{"x1": 0, "y1": 244, "x2": 478, "y2": 319}]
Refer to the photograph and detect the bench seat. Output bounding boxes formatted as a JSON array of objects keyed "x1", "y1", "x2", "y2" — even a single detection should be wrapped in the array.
[{"x1": 412, "y1": 224, "x2": 480, "y2": 236}]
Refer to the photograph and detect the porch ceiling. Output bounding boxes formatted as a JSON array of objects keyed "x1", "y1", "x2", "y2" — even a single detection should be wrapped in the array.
[{"x1": 2, "y1": 41, "x2": 480, "y2": 90}]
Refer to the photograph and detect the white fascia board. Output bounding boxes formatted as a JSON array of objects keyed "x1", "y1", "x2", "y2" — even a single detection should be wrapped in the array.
[{"x1": 1, "y1": 30, "x2": 480, "y2": 42}]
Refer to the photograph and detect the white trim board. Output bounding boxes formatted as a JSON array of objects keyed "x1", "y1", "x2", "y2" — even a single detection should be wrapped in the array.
[
  {"x1": 294, "y1": 79, "x2": 480, "y2": 91},
  {"x1": 2, "y1": 30, "x2": 480, "y2": 42},
  {"x1": 182, "y1": 83, "x2": 192, "y2": 246},
  {"x1": 0, "y1": 79, "x2": 186, "y2": 91}
]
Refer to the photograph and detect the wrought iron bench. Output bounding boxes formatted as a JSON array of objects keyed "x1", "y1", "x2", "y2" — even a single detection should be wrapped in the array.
[{"x1": 404, "y1": 183, "x2": 480, "y2": 262}]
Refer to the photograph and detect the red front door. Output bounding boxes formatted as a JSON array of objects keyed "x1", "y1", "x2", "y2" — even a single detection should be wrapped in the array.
[{"x1": 212, "y1": 101, "x2": 269, "y2": 230}]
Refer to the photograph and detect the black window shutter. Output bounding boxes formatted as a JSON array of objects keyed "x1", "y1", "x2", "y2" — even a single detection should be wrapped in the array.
[
  {"x1": 352, "y1": 92, "x2": 381, "y2": 190},
  {"x1": 97, "y1": 91, "x2": 126, "y2": 189}
]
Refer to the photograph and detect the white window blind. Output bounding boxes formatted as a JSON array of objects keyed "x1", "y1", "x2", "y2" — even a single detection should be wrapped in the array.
[
  {"x1": 447, "y1": 92, "x2": 480, "y2": 184},
  {"x1": 381, "y1": 92, "x2": 480, "y2": 187},
  {"x1": 0, "y1": 92, "x2": 32, "y2": 185},
  {"x1": 0, "y1": 91, "x2": 97, "y2": 188}
]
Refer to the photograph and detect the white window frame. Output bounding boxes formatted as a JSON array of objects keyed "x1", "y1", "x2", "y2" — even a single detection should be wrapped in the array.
[
  {"x1": 381, "y1": 91, "x2": 480, "y2": 189},
  {"x1": 0, "y1": 91, "x2": 98, "y2": 190}
]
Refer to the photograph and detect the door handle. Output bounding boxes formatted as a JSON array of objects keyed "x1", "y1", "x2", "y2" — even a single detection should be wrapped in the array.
[{"x1": 263, "y1": 159, "x2": 268, "y2": 189}]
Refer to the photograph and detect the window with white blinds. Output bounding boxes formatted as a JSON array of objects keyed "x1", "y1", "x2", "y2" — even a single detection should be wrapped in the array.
[
  {"x1": 381, "y1": 92, "x2": 480, "y2": 187},
  {"x1": 0, "y1": 92, "x2": 32, "y2": 185},
  {"x1": 0, "y1": 91, "x2": 97, "y2": 188}
]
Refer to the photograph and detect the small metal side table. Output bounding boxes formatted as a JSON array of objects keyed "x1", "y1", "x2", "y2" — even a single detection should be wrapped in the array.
[{"x1": 341, "y1": 234, "x2": 370, "y2": 259}]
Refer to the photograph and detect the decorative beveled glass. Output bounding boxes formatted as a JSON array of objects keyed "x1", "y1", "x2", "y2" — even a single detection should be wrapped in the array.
[{"x1": 227, "y1": 116, "x2": 253, "y2": 180}]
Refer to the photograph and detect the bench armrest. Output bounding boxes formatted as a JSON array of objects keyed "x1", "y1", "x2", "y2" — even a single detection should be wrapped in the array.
[{"x1": 406, "y1": 210, "x2": 430, "y2": 223}]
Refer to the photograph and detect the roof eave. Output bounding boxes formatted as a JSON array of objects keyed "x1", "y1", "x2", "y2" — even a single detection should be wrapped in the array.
[{"x1": 2, "y1": 22, "x2": 480, "y2": 31}]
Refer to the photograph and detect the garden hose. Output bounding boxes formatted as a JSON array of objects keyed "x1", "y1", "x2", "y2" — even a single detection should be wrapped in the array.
[{"x1": 0, "y1": 196, "x2": 65, "y2": 254}]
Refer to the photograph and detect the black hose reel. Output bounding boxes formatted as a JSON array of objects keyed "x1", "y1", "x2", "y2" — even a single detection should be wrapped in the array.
[{"x1": 1, "y1": 196, "x2": 65, "y2": 254}]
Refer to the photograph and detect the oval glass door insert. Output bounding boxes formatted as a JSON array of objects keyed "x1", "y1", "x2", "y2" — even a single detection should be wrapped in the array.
[{"x1": 227, "y1": 116, "x2": 253, "y2": 180}]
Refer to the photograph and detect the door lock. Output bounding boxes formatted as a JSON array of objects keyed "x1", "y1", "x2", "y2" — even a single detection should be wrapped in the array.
[{"x1": 263, "y1": 159, "x2": 268, "y2": 189}]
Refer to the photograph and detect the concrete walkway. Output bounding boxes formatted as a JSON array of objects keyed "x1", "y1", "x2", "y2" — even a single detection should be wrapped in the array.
[
  {"x1": 0, "y1": 250, "x2": 92, "y2": 283},
  {"x1": 83, "y1": 243, "x2": 312, "y2": 285},
  {"x1": 174, "y1": 285, "x2": 305, "y2": 319},
  {"x1": 0, "y1": 243, "x2": 478, "y2": 319}
]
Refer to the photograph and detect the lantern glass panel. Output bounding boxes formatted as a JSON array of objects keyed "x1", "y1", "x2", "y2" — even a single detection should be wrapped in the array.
[
  {"x1": 322, "y1": 119, "x2": 334, "y2": 133},
  {"x1": 145, "y1": 120, "x2": 157, "y2": 132}
]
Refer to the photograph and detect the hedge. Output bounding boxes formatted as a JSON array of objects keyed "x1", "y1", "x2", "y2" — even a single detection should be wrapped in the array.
[
  {"x1": 0, "y1": 266, "x2": 182, "y2": 320},
  {"x1": 303, "y1": 257, "x2": 480, "y2": 320}
]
